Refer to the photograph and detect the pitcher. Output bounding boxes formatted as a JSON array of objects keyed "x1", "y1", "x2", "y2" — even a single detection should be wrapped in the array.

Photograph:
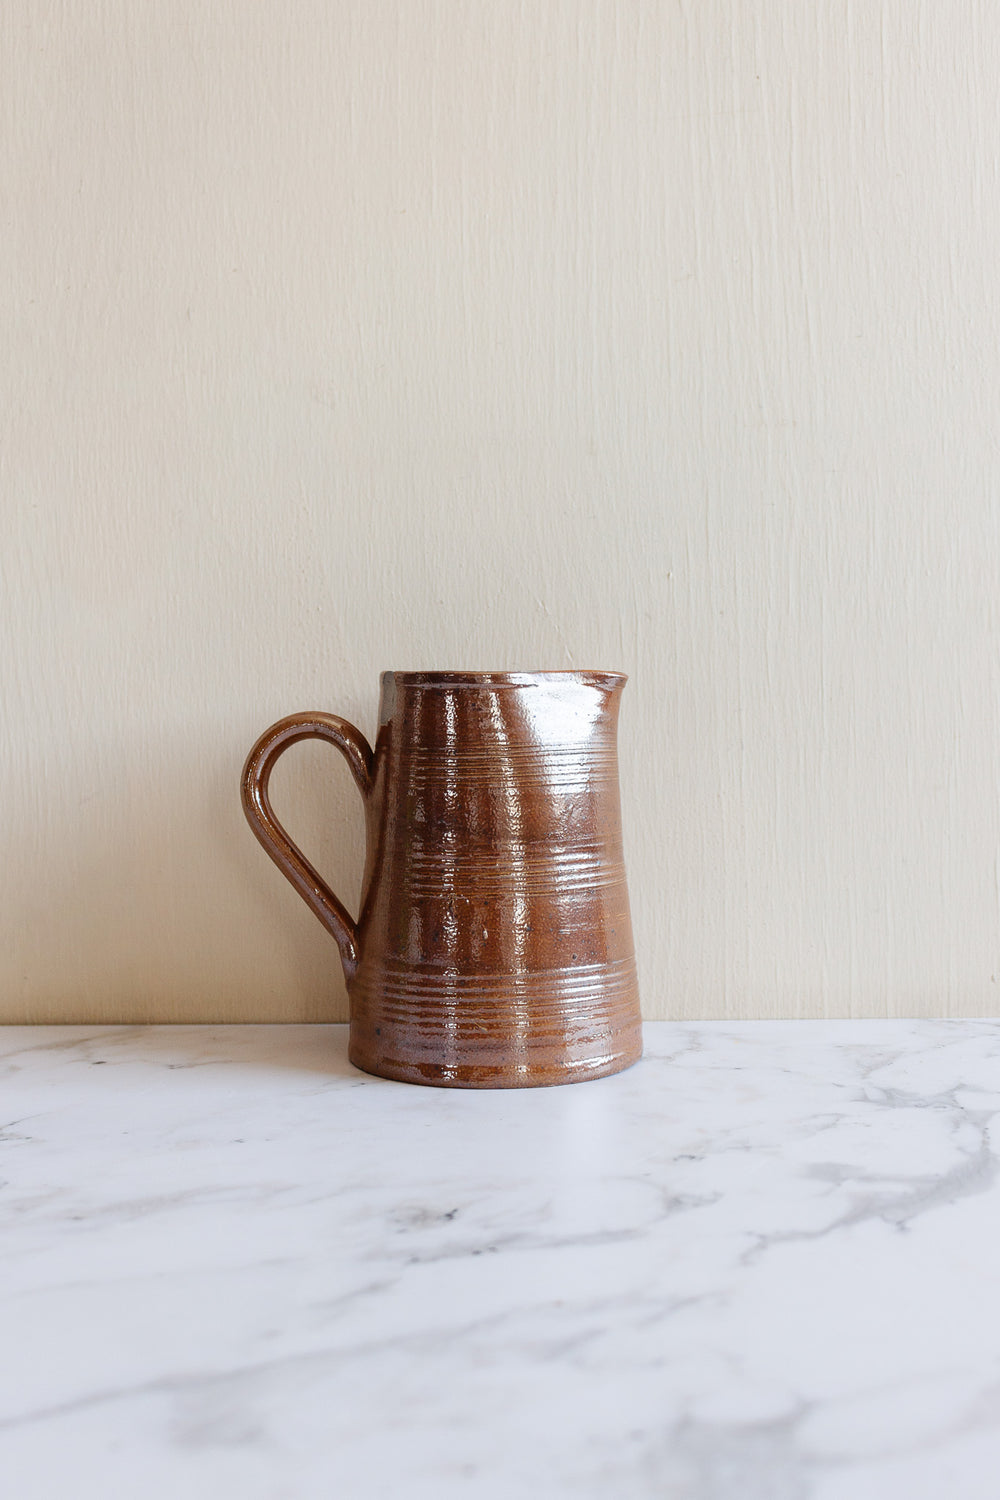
[{"x1": 241, "y1": 670, "x2": 642, "y2": 1087}]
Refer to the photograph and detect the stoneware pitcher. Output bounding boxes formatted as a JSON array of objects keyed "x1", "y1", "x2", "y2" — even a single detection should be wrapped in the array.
[{"x1": 241, "y1": 670, "x2": 642, "y2": 1087}]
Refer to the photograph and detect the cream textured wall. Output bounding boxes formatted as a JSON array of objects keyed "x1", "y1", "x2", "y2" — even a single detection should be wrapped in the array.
[{"x1": 3, "y1": 2, "x2": 999, "y2": 1022}]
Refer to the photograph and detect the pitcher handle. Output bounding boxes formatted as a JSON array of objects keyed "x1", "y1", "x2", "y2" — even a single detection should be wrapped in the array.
[{"x1": 241, "y1": 712, "x2": 374, "y2": 984}]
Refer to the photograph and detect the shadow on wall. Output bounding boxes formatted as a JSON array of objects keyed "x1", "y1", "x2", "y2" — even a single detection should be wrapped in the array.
[{"x1": 0, "y1": 724, "x2": 370, "y2": 1024}]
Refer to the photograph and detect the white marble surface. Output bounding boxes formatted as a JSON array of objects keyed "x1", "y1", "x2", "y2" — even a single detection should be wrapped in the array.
[{"x1": 2, "y1": 1022, "x2": 1000, "y2": 1498}]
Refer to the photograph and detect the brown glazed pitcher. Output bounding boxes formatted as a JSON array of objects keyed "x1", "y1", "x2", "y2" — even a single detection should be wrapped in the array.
[{"x1": 241, "y1": 671, "x2": 642, "y2": 1087}]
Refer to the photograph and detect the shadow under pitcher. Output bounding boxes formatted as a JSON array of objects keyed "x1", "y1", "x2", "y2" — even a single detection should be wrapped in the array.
[{"x1": 241, "y1": 670, "x2": 642, "y2": 1087}]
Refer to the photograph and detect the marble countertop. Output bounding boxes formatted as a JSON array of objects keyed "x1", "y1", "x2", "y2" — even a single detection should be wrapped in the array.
[{"x1": 3, "y1": 1021, "x2": 1000, "y2": 1499}]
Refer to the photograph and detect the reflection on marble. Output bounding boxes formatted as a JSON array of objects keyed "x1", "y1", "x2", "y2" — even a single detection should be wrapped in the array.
[{"x1": 2, "y1": 1021, "x2": 1000, "y2": 1498}]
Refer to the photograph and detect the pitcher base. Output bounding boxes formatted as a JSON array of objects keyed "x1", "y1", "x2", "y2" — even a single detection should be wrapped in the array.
[{"x1": 347, "y1": 1030, "x2": 643, "y2": 1089}]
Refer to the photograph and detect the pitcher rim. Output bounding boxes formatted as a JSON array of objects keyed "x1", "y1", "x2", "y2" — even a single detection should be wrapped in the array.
[{"x1": 381, "y1": 669, "x2": 627, "y2": 690}]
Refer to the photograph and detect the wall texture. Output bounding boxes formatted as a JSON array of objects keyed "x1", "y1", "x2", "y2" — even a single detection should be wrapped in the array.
[{"x1": 3, "y1": 2, "x2": 999, "y2": 1022}]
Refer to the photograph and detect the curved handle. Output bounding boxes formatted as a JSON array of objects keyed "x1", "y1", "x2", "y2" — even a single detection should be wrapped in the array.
[{"x1": 241, "y1": 712, "x2": 374, "y2": 984}]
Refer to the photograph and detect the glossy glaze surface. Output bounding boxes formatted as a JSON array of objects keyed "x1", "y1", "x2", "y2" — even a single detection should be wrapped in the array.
[{"x1": 242, "y1": 671, "x2": 641, "y2": 1087}]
